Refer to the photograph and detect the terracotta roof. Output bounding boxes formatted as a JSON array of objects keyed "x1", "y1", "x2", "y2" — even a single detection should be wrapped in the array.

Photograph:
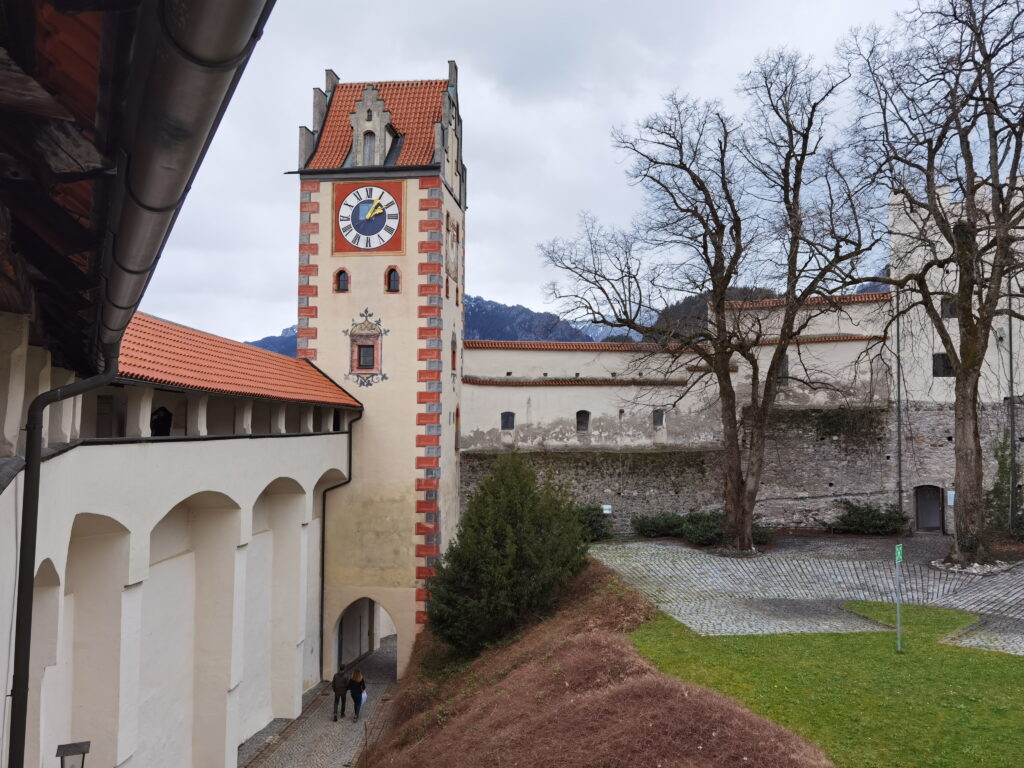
[
  {"x1": 762, "y1": 333, "x2": 885, "y2": 346},
  {"x1": 464, "y1": 340, "x2": 661, "y2": 352},
  {"x1": 120, "y1": 313, "x2": 361, "y2": 408},
  {"x1": 307, "y1": 79, "x2": 448, "y2": 169},
  {"x1": 724, "y1": 292, "x2": 891, "y2": 310},
  {"x1": 463, "y1": 376, "x2": 689, "y2": 387}
]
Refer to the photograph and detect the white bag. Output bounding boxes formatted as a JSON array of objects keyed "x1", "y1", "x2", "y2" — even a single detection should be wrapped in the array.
[{"x1": 361, "y1": 690, "x2": 368, "y2": 704}]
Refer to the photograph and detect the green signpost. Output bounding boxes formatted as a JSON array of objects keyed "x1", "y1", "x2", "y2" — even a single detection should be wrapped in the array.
[{"x1": 894, "y1": 544, "x2": 903, "y2": 652}]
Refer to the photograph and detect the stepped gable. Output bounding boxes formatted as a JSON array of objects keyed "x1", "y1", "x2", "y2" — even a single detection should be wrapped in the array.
[
  {"x1": 120, "y1": 313, "x2": 361, "y2": 407},
  {"x1": 306, "y1": 79, "x2": 448, "y2": 169}
]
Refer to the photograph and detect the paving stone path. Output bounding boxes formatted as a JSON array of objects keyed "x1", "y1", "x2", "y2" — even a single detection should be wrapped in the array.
[
  {"x1": 591, "y1": 537, "x2": 1024, "y2": 655},
  {"x1": 238, "y1": 636, "x2": 398, "y2": 767}
]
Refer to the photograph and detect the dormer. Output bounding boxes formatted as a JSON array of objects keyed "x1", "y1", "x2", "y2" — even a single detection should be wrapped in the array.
[{"x1": 346, "y1": 86, "x2": 399, "y2": 168}]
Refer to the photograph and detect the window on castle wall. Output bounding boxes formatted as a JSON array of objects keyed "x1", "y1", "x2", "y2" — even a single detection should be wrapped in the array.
[
  {"x1": 335, "y1": 270, "x2": 350, "y2": 292},
  {"x1": 576, "y1": 410, "x2": 590, "y2": 432},
  {"x1": 940, "y1": 297, "x2": 958, "y2": 319},
  {"x1": 363, "y1": 131, "x2": 376, "y2": 165},
  {"x1": 357, "y1": 345, "x2": 375, "y2": 369},
  {"x1": 933, "y1": 352, "x2": 955, "y2": 378},
  {"x1": 446, "y1": 277, "x2": 450, "y2": 298},
  {"x1": 451, "y1": 333, "x2": 457, "y2": 371},
  {"x1": 776, "y1": 354, "x2": 789, "y2": 387},
  {"x1": 652, "y1": 409, "x2": 665, "y2": 428},
  {"x1": 456, "y1": 287, "x2": 460, "y2": 306},
  {"x1": 501, "y1": 411, "x2": 515, "y2": 430},
  {"x1": 385, "y1": 268, "x2": 400, "y2": 293}
]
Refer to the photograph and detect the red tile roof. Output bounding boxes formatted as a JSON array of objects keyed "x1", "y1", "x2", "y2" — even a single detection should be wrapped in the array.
[
  {"x1": 120, "y1": 313, "x2": 361, "y2": 408},
  {"x1": 307, "y1": 79, "x2": 448, "y2": 169},
  {"x1": 724, "y1": 292, "x2": 891, "y2": 310}
]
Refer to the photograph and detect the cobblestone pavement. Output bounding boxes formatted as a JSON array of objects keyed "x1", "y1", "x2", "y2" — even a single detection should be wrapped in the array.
[
  {"x1": 239, "y1": 635, "x2": 398, "y2": 767},
  {"x1": 591, "y1": 539, "x2": 1024, "y2": 655}
]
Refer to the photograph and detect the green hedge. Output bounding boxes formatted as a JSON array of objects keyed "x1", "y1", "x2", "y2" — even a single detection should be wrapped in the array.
[
  {"x1": 631, "y1": 511, "x2": 772, "y2": 546},
  {"x1": 832, "y1": 499, "x2": 906, "y2": 536}
]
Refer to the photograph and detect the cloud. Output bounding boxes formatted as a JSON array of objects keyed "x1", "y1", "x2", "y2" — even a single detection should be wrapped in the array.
[{"x1": 145, "y1": 0, "x2": 907, "y2": 342}]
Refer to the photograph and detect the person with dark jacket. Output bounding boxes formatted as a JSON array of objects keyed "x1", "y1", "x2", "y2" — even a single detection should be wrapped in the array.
[
  {"x1": 347, "y1": 669, "x2": 366, "y2": 722},
  {"x1": 331, "y1": 669, "x2": 349, "y2": 721}
]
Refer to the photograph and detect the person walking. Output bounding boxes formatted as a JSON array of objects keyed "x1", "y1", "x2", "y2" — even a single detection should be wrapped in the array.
[
  {"x1": 347, "y1": 669, "x2": 366, "y2": 722},
  {"x1": 331, "y1": 668, "x2": 349, "y2": 722}
]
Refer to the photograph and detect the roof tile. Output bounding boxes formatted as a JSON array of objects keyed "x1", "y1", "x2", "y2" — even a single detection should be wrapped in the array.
[
  {"x1": 307, "y1": 79, "x2": 448, "y2": 169},
  {"x1": 120, "y1": 313, "x2": 361, "y2": 408}
]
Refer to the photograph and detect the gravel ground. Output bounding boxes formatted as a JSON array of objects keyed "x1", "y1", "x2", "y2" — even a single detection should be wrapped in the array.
[
  {"x1": 591, "y1": 538, "x2": 1024, "y2": 655},
  {"x1": 239, "y1": 635, "x2": 398, "y2": 767}
]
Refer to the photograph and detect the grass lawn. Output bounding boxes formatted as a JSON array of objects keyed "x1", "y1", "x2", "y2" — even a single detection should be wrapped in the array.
[{"x1": 631, "y1": 603, "x2": 1023, "y2": 768}]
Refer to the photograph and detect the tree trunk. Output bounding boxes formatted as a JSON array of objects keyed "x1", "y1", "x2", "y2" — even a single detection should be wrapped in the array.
[
  {"x1": 949, "y1": 370, "x2": 989, "y2": 564},
  {"x1": 718, "y1": 377, "x2": 750, "y2": 549}
]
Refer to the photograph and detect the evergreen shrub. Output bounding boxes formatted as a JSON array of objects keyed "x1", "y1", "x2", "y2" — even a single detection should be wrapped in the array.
[
  {"x1": 427, "y1": 453, "x2": 587, "y2": 654},
  {"x1": 832, "y1": 499, "x2": 906, "y2": 536},
  {"x1": 577, "y1": 506, "x2": 613, "y2": 542},
  {"x1": 631, "y1": 511, "x2": 772, "y2": 546}
]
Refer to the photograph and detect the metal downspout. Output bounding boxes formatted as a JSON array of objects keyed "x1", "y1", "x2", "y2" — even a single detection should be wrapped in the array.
[
  {"x1": 320, "y1": 409, "x2": 363, "y2": 682},
  {"x1": 7, "y1": 346, "x2": 120, "y2": 768}
]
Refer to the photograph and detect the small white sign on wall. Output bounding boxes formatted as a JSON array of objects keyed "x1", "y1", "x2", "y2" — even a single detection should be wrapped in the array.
[
  {"x1": 947, "y1": 490, "x2": 956, "y2": 507},
  {"x1": 601, "y1": 504, "x2": 613, "y2": 515}
]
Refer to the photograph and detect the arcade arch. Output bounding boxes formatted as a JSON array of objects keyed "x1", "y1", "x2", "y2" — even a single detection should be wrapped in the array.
[
  {"x1": 64, "y1": 514, "x2": 130, "y2": 768},
  {"x1": 238, "y1": 477, "x2": 307, "y2": 742},
  {"x1": 137, "y1": 491, "x2": 241, "y2": 768},
  {"x1": 26, "y1": 560, "x2": 61, "y2": 768}
]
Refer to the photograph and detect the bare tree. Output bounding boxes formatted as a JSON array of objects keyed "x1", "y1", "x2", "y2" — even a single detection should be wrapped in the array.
[
  {"x1": 545, "y1": 51, "x2": 878, "y2": 550},
  {"x1": 845, "y1": 0, "x2": 1024, "y2": 563}
]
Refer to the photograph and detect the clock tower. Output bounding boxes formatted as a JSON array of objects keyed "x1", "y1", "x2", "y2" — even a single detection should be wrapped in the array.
[{"x1": 296, "y1": 63, "x2": 467, "y2": 678}]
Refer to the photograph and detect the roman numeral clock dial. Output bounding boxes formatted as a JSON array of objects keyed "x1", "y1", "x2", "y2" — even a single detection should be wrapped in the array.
[{"x1": 337, "y1": 186, "x2": 401, "y2": 250}]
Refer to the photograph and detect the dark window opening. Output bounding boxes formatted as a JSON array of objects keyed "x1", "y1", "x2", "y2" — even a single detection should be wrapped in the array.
[
  {"x1": 932, "y1": 352, "x2": 955, "y2": 378},
  {"x1": 776, "y1": 354, "x2": 789, "y2": 386},
  {"x1": 653, "y1": 409, "x2": 665, "y2": 428},
  {"x1": 366, "y1": 109, "x2": 372, "y2": 121},
  {"x1": 446, "y1": 277, "x2": 450, "y2": 298},
  {"x1": 362, "y1": 131, "x2": 376, "y2": 165},
  {"x1": 336, "y1": 270, "x2": 349, "y2": 292},
  {"x1": 576, "y1": 410, "x2": 590, "y2": 432},
  {"x1": 357, "y1": 345, "x2": 375, "y2": 369},
  {"x1": 386, "y1": 268, "x2": 400, "y2": 293},
  {"x1": 500, "y1": 411, "x2": 515, "y2": 430},
  {"x1": 940, "y1": 297, "x2": 957, "y2": 319}
]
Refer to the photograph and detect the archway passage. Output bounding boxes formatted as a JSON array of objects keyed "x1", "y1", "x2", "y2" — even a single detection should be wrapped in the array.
[
  {"x1": 915, "y1": 485, "x2": 944, "y2": 532},
  {"x1": 332, "y1": 599, "x2": 397, "y2": 694}
]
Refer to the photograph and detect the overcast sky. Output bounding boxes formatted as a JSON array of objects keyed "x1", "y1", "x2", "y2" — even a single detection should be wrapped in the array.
[{"x1": 141, "y1": 0, "x2": 908, "y2": 342}]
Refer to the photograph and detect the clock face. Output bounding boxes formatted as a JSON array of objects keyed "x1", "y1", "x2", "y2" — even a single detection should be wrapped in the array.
[{"x1": 337, "y1": 185, "x2": 401, "y2": 250}]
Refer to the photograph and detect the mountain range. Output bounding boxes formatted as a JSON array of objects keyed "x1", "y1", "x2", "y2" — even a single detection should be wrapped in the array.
[{"x1": 246, "y1": 295, "x2": 611, "y2": 355}]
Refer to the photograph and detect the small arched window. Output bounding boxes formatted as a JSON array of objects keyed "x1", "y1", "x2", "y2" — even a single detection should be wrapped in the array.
[
  {"x1": 385, "y1": 267, "x2": 400, "y2": 293},
  {"x1": 451, "y1": 332, "x2": 457, "y2": 371},
  {"x1": 366, "y1": 109, "x2": 373, "y2": 121},
  {"x1": 446, "y1": 277, "x2": 450, "y2": 298},
  {"x1": 576, "y1": 410, "x2": 590, "y2": 432},
  {"x1": 500, "y1": 411, "x2": 515, "y2": 430},
  {"x1": 653, "y1": 409, "x2": 665, "y2": 428},
  {"x1": 362, "y1": 131, "x2": 376, "y2": 165},
  {"x1": 335, "y1": 269, "x2": 350, "y2": 293}
]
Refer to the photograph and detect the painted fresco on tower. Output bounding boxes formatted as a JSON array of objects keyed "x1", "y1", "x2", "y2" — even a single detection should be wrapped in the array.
[{"x1": 343, "y1": 308, "x2": 390, "y2": 386}]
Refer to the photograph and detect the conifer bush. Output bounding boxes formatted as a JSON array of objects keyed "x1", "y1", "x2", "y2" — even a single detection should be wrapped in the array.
[
  {"x1": 427, "y1": 453, "x2": 587, "y2": 654},
  {"x1": 832, "y1": 499, "x2": 906, "y2": 536}
]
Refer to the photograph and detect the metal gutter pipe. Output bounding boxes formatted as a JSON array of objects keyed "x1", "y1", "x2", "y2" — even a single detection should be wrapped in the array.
[
  {"x1": 320, "y1": 409, "x2": 363, "y2": 682},
  {"x1": 7, "y1": 346, "x2": 120, "y2": 768},
  {"x1": 98, "y1": 0, "x2": 276, "y2": 350}
]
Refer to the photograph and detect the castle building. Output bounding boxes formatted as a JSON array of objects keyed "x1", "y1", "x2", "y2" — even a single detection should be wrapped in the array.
[{"x1": 1, "y1": 5, "x2": 1019, "y2": 766}]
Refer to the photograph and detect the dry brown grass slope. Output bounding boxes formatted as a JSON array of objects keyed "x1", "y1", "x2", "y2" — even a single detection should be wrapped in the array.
[{"x1": 359, "y1": 562, "x2": 833, "y2": 768}]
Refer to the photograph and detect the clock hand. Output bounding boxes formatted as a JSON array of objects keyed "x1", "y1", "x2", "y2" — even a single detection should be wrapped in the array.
[{"x1": 365, "y1": 197, "x2": 385, "y2": 220}]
